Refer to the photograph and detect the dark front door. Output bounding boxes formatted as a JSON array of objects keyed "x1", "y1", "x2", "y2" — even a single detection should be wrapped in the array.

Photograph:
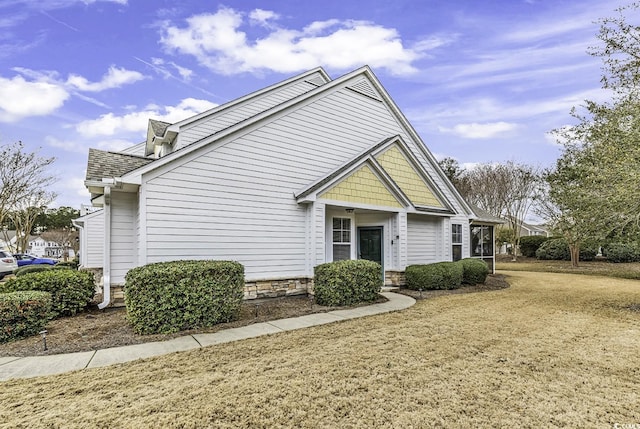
[{"x1": 358, "y1": 227, "x2": 383, "y2": 269}]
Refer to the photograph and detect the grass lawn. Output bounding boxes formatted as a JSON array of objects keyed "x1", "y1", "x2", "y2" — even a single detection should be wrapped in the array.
[
  {"x1": 1, "y1": 271, "x2": 639, "y2": 428},
  {"x1": 496, "y1": 256, "x2": 640, "y2": 280}
]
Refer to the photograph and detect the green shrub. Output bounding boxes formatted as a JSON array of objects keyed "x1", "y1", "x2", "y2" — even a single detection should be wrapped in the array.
[
  {"x1": 519, "y1": 236, "x2": 550, "y2": 257},
  {"x1": 603, "y1": 242, "x2": 640, "y2": 263},
  {"x1": 0, "y1": 291, "x2": 52, "y2": 343},
  {"x1": 405, "y1": 261, "x2": 464, "y2": 290},
  {"x1": 0, "y1": 270, "x2": 95, "y2": 318},
  {"x1": 125, "y1": 260, "x2": 245, "y2": 335},
  {"x1": 460, "y1": 258, "x2": 489, "y2": 285},
  {"x1": 536, "y1": 238, "x2": 570, "y2": 260},
  {"x1": 536, "y1": 238, "x2": 598, "y2": 261},
  {"x1": 313, "y1": 260, "x2": 382, "y2": 307},
  {"x1": 14, "y1": 265, "x2": 52, "y2": 276},
  {"x1": 49, "y1": 265, "x2": 72, "y2": 271},
  {"x1": 55, "y1": 260, "x2": 78, "y2": 270}
]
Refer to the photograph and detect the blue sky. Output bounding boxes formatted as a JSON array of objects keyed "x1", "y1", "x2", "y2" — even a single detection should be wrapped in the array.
[{"x1": 0, "y1": 0, "x2": 625, "y2": 208}]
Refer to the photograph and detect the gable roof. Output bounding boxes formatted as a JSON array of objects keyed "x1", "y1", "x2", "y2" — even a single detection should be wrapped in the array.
[
  {"x1": 296, "y1": 135, "x2": 454, "y2": 214},
  {"x1": 85, "y1": 148, "x2": 154, "y2": 182},
  {"x1": 118, "y1": 66, "x2": 472, "y2": 214}
]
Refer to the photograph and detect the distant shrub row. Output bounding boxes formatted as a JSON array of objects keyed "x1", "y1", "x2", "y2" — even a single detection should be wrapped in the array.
[
  {"x1": 405, "y1": 258, "x2": 489, "y2": 291},
  {"x1": 535, "y1": 238, "x2": 597, "y2": 261},
  {"x1": 602, "y1": 242, "x2": 640, "y2": 263}
]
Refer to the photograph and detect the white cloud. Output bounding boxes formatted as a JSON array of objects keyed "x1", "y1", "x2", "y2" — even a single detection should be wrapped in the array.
[
  {"x1": 159, "y1": 7, "x2": 433, "y2": 76},
  {"x1": 249, "y1": 9, "x2": 279, "y2": 27},
  {"x1": 66, "y1": 66, "x2": 146, "y2": 92},
  {"x1": 439, "y1": 122, "x2": 519, "y2": 139},
  {"x1": 75, "y1": 98, "x2": 218, "y2": 137},
  {"x1": 0, "y1": 75, "x2": 69, "y2": 122},
  {"x1": 46, "y1": 135, "x2": 137, "y2": 154},
  {"x1": 0, "y1": 65, "x2": 146, "y2": 122}
]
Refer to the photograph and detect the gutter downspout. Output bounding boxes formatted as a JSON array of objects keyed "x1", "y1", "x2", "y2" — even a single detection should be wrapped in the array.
[{"x1": 98, "y1": 185, "x2": 112, "y2": 309}]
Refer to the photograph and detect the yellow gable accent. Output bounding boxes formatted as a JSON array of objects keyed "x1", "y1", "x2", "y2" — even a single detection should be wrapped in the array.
[
  {"x1": 375, "y1": 145, "x2": 443, "y2": 207},
  {"x1": 320, "y1": 165, "x2": 403, "y2": 208}
]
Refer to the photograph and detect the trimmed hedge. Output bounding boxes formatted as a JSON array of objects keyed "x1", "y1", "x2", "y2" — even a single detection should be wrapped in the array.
[
  {"x1": 603, "y1": 243, "x2": 640, "y2": 263},
  {"x1": 405, "y1": 261, "x2": 464, "y2": 290},
  {"x1": 519, "y1": 236, "x2": 550, "y2": 257},
  {"x1": 14, "y1": 265, "x2": 52, "y2": 276},
  {"x1": 0, "y1": 291, "x2": 52, "y2": 343},
  {"x1": 460, "y1": 258, "x2": 489, "y2": 285},
  {"x1": 55, "y1": 260, "x2": 79, "y2": 270},
  {"x1": 125, "y1": 260, "x2": 245, "y2": 335},
  {"x1": 0, "y1": 270, "x2": 95, "y2": 318},
  {"x1": 313, "y1": 259, "x2": 382, "y2": 307},
  {"x1": 536, "y1": 238, "x2": 598, "y2": 261}
]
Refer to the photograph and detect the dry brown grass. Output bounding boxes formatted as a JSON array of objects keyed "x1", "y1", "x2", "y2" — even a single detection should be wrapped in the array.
[
  {"x1": 1, "y1": 271, "x2": 639, "y2": 428},
  {"x1": 496, "y1": 256, "x2": 640, "y2": 280}
]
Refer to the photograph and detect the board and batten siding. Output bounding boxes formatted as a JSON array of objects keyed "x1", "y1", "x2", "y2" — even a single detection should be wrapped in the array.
[
  {"x1": 406, "y1": 214, "x2": 441, "y2": 265},
  {"x1": 110, "y1": 191, "x2": 137, "y2": 285},
  {"x1": 140, "y1": 77, "x2": 468, "y2": 280},
  {"x1": 176, "y1": 79, "x2": 323, "y2": 150},
  {"x1": 84, "y1": 210, "x2": 104, "y2": 268}
]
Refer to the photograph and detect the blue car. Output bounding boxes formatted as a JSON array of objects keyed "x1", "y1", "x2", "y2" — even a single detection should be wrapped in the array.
[{"x1": 13, "y1": 254, "x2": 57, "y2": 267}]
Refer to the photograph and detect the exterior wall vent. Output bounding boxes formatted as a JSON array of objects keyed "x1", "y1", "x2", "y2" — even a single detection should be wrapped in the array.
[{"x1": 348, "y1": 79, "x2": 382, "y2": 101}]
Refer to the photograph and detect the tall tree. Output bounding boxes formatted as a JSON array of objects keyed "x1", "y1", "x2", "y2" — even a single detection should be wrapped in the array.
[
  {"x1": 9, "y1": 191, "x2": 55, "y2": 252},
  {"x1": 0, "y1": 141, "x2": 56, "y2": 231},
  {"x1": 547, "y1": 3, "x2": 640, "y2": 266},
  {"x1": 35, "y1": 206, "x2": 80, "y2": 232}
]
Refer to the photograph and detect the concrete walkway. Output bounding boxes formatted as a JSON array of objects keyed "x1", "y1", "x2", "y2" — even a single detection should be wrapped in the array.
[{"x1": 0, "y1": 292, "x2": 415, "y2": 381}]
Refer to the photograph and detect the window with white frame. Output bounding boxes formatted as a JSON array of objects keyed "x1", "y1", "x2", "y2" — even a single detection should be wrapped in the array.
[
  {"x1": 452, "y1": 223, "x2": 463, "y2": 261},
  {"x1": 332, "y1": 218, "x2": 351, "y2": 261}
]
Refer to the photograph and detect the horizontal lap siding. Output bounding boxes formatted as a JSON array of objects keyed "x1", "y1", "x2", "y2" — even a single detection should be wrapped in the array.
[
  {"x1": 177, "y1": 81, "x2": 320, "y2": 149},
  {"x1": 144, "y1": 84, "x2": 448, "y2": 280},
  {"x1": 407, "y1": 214, "x2": 440, "y2": 265},
  {"x1": 110, "y1": 192, "x2": 137, "y2": 284},
  {"x1": 85, "y1": 212, "x2": 104, "y2": 268}
]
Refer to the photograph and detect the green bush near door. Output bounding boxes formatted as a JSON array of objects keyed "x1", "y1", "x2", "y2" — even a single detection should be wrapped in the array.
[{"x1": 313, "y1": 259, "x2": 382, "y2": 307}]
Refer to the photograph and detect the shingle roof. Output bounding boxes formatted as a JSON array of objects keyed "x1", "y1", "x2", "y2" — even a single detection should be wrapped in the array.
[
  {"x1": 86, "y1": 148, "x2": 154, "y2": 181},
  {"x1": 150, "y1": 119, "x2": 170, "y2": 137},
  {"x1": 470, "y1": 204, "x2": 505, "y2": 224}
]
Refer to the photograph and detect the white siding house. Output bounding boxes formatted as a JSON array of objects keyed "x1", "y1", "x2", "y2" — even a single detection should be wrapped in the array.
[
  {"x1": 82, "y1": 66, "x2": 486, "y2": 308},
  {"x1": 72, "y1": 209, "x2": 104, "y2": 268}
]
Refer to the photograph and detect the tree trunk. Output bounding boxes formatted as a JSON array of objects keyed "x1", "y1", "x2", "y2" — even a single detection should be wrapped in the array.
[{"x1": 569, "y1": 243, "x2": 580, "y2": 267}]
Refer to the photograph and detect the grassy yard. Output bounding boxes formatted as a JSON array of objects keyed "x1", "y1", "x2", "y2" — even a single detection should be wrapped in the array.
[
  {"x1": 1, "y1": 271, "x2": 639, "y2": 428},
  {"x1": 496, "y1": 256, "x2": 640, "y2": 280}
]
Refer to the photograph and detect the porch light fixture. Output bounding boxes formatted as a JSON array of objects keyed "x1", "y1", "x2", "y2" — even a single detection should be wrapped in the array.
[{"x1": 345, "y1": 208, "x2": 354, "y2": 213}]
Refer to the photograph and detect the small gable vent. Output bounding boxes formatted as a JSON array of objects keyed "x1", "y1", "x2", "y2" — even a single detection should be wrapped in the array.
[
  {"x1": 348, "y1": 80, "x2": 382, "y2": 101},
  {"x1": 306, "y1": 76, "x2": 327, "y2": 87}
]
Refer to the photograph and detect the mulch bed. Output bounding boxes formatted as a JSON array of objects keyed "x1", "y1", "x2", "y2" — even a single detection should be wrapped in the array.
[{"x1": 0, "y1": 275, "x2": 509, "y2": 357}]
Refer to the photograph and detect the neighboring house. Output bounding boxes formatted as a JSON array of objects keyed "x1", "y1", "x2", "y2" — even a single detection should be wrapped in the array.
[
  {"x1": 0, "y1": 230, "x2": 17, "y2": 253},
  {"x1": 72, "y1": 209, "x2": 104, "y2": 271},
  {"x1": 78, "y1": 65, "x2": 498, "y2": 308},
  {"x1": 28, "y1": 236, "x2": 73, "y2": 259},
  {"x1": 518, "y1": 221, "x2": 550, "y2": 237}
]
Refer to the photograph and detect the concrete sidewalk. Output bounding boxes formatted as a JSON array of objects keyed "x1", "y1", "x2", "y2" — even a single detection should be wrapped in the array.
[{"x1": 0, "y1": 292, "x2": 415, "y2": 381}]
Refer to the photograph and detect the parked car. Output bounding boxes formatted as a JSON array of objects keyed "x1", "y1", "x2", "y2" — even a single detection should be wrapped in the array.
[
  {"x1": 0, "y1": 251, "x2": 18, "y2": 280},
  {"x1": 12, "y1": 253, "x2": 57, "y2": 267}
]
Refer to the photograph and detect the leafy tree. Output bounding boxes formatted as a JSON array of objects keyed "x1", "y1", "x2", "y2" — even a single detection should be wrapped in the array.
[
  {"x1": 35, "y1": 206, "x2": 80, "y2": 232},
  {"x1": 546, "y1": 3, "x2": 640, "y2": 266},
  {"x1": 438, "y1": 157, "x2": 471, "y2": 196}
]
